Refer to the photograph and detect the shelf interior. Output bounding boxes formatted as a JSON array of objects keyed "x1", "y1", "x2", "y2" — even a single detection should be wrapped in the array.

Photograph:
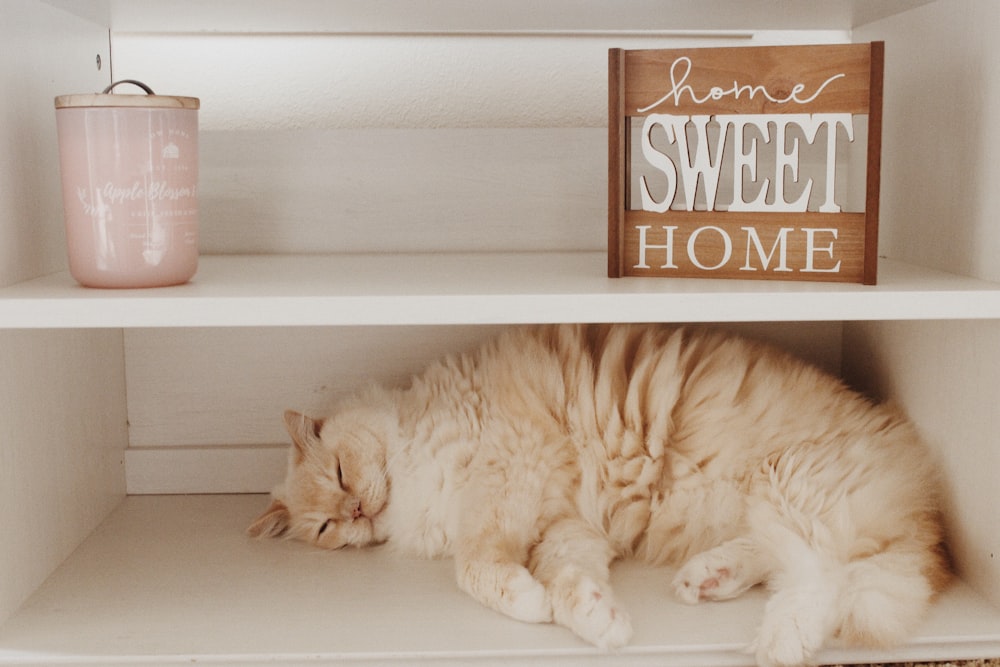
[{"x1": 0, "y1": 494, "x2": 998, "y2": 666}]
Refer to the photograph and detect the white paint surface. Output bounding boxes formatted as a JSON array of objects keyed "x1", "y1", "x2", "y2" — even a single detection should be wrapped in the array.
[
  {"x1": 0, "y1": 495, "x2": 995, "y2": 666},
  {"x1": 107, "y1": 29, "x2": 863, "y2": 131},
  {"x1": 3, "y1": 0, "x2": 1000, "y2": 663},
  {"x1": 0, "y1": 1, "x2": 108, "y2": 287}
]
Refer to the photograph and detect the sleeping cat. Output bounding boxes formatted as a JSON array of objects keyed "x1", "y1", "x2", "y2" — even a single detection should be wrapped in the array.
[{"x1": 248, "y1": 323, "x2": 950, "y2": 667}]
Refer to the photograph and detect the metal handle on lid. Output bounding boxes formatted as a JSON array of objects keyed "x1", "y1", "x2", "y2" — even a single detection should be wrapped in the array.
[{"x1": 102, "y1": 79, "x2": 156, "y2": 95}]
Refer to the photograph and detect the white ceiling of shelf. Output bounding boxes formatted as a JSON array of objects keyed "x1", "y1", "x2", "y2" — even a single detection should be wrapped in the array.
[{"x1": 43, "y1": 0, "x2": 937, "y2": 34}]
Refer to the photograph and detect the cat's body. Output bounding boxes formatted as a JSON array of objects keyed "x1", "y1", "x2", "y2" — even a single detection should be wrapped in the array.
[{"x1": 249, "y1": 324, "x2": 950, "y2": 667}]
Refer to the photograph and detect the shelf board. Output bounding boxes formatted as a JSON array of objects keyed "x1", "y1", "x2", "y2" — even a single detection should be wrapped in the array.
[
  {"x1": 42, "y1": 0, "x2": 935, "y2": 34},
  {"x1": 3, "y1": 253, "x2": 1000, "y2": 328},
  {"x1": 0, "y1": 494, "x2": 997, "y2": 666}
]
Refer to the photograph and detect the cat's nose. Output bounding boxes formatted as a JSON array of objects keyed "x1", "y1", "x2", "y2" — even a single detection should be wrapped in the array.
[{"x1": 350, "y1": 499, "x2": 364, "y2": 520}]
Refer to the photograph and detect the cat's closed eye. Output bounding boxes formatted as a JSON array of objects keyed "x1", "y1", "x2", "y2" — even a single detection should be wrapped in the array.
[{"x1": 317, "y1": 519, "x2": 332, "y2": 537}]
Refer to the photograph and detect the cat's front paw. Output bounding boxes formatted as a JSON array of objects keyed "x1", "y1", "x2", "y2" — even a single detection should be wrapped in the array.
[
  {"x1": 566, "y1": 577, "x2": 632, "y2": 650},
  {"x1": 672, "y1": 552, "x2": 745, "y2": 604},
  {"x1": 672, "y1": 538, "x2": 769, "y2": 605}
]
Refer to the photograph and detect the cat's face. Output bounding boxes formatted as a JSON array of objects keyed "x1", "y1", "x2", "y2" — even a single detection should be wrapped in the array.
[{"x1": 248, "y1": 408, "x2": 389, "y2": 549}]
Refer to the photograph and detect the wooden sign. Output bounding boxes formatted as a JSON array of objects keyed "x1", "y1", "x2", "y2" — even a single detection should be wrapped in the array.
[{"x1": 608, "y1": 43, "x2": 884, "y2": 283}]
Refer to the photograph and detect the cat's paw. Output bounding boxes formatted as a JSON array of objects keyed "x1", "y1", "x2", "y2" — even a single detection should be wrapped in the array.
[
  {"x1": 457, "y1": 560, "x2": 552, "y2": 624},
  {"x1": 672, "y1": 549, "x2": 752, "y2": 604},
  {"x1": 565, "y1": 577, "x2": 632, "y2": 650},
  {"x1": 752, "y1": 618, "x2": 818, "y2": 667},
  {"x1": 502, "y1": 566, "x2": 553, "y2": 624},
  {"x1": 752, "y1": 594, "x2": 829, "y2": 667}
]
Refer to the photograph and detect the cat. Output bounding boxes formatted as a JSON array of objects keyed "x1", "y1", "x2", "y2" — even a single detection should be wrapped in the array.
[{"x1": 248, "y1": 323, "x2": 950, "y2": 667}]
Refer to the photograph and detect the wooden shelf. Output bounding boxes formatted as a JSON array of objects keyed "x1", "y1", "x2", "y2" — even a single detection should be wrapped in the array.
[
  {"x1": 0, "y1": 494, "x2": 997, "y2": 666},
  {"x1": 3, "y1": 253, "x2": 1000, "y2": 328}
]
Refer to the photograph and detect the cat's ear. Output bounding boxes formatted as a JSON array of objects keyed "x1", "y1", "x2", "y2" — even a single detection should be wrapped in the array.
[
  {"x1": 247, "y1": 498, "x2": 291, "y2": 538},
  {"x1": 283, "y1": 409, "x2": 325, "y2": 462}
]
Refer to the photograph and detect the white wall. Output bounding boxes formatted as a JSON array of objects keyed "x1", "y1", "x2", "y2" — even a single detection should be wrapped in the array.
[
  {"x1": 0, "y1": 1, "x2": 108, "y2": 287},
  {"x1": 0, "y1": 2, "x2": 126, "y2": 626},
  {"x1": 108, "y1": 31, "x2": 850, "y2": 131},
  {"x1": 122, "y1": 321, "x2": 842, "y2": 494},
  {"x1": 846, "y1": 0, "x2": 1000, "y2": 605},
  {"x1": 843, "y1": 319, "x2": 1000, "y2": 607},
  {"x1": 0, "y1": 329, "x2": 128, "y2": 624},
  {"x1": 195, "y1": 128, "x2": 608, "y2": 255},
  {"x1": 857, "y1": 0, "x2": 1000, "y2": 282}
]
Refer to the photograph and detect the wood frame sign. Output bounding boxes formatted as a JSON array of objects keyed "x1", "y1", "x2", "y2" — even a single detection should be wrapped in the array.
[{"x1": 608, "y1": 43, "x2": 884, "y2": 283}]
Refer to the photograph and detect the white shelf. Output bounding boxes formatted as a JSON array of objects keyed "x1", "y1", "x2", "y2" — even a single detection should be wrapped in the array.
[
  {"x1": 3, "y1": 3, "x2": 999, "y2": 667},
  {"x1": 0, "y1": 494, "x2": 997, "y2": 666},
  {"x1": 44, "y1": 0, "x2": 935, "y2": 34},
  {"x1": 3, "y1": 253, "x2": 1000, "y2": 328}
]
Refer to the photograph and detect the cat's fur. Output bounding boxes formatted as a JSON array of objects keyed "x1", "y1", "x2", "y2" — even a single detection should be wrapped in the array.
[{"x1": 248, "y1": 323, "x2": 950, "y2": 667}]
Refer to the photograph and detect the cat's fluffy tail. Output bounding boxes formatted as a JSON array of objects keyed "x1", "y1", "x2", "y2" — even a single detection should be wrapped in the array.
[
  {"x1": 749, "y1": 487, "x2": 950, "y2": 666},
  {"x1": 835, "y1": 544, "x2": 951, "y2": 648}
]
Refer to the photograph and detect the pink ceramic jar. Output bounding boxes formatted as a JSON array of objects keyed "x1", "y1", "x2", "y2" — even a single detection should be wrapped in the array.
[{"x1": 55, "y1": 80, "x2": 200, "y2": 288}]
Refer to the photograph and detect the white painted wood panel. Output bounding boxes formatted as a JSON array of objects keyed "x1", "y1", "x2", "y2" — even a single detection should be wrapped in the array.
[
  {"x1": 0, "y1": 329, "x2": 127, "y2": 625},
  {"x1": 4, "y1": 254, "x2": 1000, "y2": 328},
  {"x1": 0, "y1": 1, "x2": 108, "y2": 287},
  {"x1": 0, "y1": 0, "x2": 122, "y2": 629},
  {"x1": 855, "y1": 0, "x2": 1000, "y2": 282},
  {"x1": 843, "y1": 319, "x2": 1000, "y2": 610},
  {"x1": 2, "y1": 494, "x2": 996, "y2": 666},
  {"x1": 198, "y1": 129, "x2": 607, "y2": 254},
  {"x1": 121, "y1": 322, "x2": 840, "y2": 494},
  {"x1": 124, "y1": 445, "x2": 289, "y2": 494},
  {"x1": 844, "y1": 2, "x2": 1000, "y2": 617},
  {"x1": 124, "y1": 325, "x2": 506, "y2": 448},
  {"x1": 108, "y1": 32, "x2": 853, "y2": 132},
  {"x1": 108, "y1": 33, "x2": 701, "y2": 131},
  {"x1": 630, "y1": 116, "x2": 868, "y2": 216},
  {"x1": 94, "y1": 0, "x2": 934, "y2": 34}
]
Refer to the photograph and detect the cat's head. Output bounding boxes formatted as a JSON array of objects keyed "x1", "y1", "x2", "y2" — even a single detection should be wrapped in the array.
[{"x1": 247, "y1": 406, "x2": 391, "y2": 549}]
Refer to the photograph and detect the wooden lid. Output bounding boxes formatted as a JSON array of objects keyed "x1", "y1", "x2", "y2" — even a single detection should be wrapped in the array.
[
  {"x1": 55, "y1": 93, "x2": 200, "y2": 110},
  {"x1": 56, "y1": 79, "x2": 199, "y2": 110}
]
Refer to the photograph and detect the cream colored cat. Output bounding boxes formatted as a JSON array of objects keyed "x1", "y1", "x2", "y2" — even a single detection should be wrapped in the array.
[{"x1": 248, "y1": 323, "x2": 950, "y2": 667}]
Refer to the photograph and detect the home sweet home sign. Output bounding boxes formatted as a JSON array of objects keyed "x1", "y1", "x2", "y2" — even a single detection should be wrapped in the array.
[{"x1": 608, "y1": 43, "x2": 884, "y2": 283}]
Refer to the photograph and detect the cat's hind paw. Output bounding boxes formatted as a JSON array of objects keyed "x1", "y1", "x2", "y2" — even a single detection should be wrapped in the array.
[
  {"x1": 752, "y1": 618, "x2": 818, "y2": 667},
  {"x1": 503, "y1": 566, "x2": 554, "y2": 624},
  {"x1": 752, "y1": 586, "x2": 834, "y2": 667},
  {"x1": 565, "y1": 577, "x2": 633, "y2": 650},
  {"x1": 457, "y1": 560, "x2": 552, "y2": 625}
]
